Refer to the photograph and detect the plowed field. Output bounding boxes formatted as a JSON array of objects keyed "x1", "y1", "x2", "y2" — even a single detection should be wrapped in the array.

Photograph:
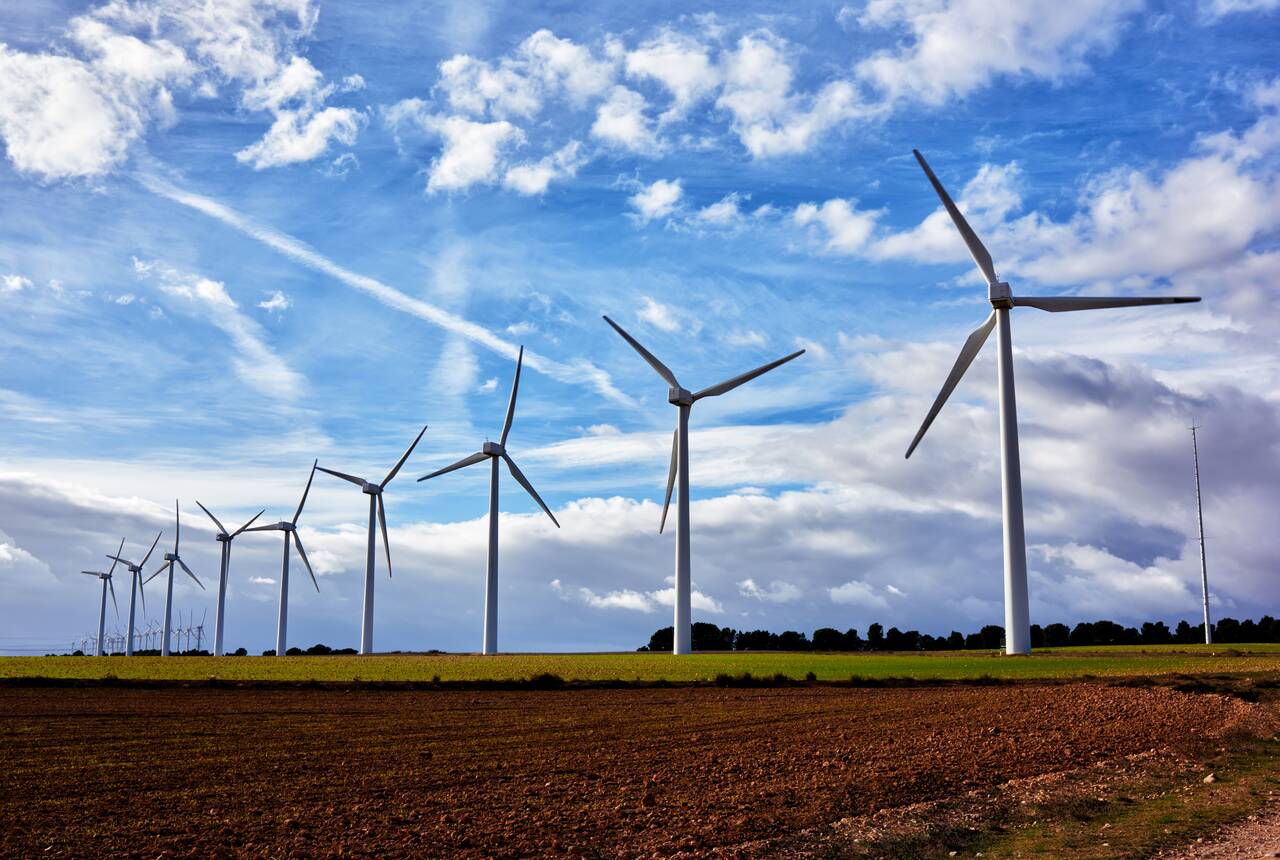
[{"x1": 0, "y1": 684, "x2": 1258, "y2": 857}]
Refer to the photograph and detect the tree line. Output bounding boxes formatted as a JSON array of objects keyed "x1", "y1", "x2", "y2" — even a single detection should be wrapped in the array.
[{"x1": 638, "y1": 616, "x2": 1280, "y2": 652}]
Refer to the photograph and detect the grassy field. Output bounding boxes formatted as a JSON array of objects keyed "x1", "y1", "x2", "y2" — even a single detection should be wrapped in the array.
[{"x1": 3, "y1": 644, "x2": 1280, "y2": 683}]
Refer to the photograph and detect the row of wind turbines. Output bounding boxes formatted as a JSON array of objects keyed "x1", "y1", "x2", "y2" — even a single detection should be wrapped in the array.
[
  {"x1": 74, "y1": 612, "x2": 204, "y2": 657},
  {"x1": 80, "y1": 151, "x2": 1202, "y2": 657}
]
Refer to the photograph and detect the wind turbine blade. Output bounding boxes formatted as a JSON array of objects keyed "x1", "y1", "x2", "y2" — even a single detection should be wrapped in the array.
[
  {"x1": 195, "y1": 501, "x2": 227, "y2": 536},
  {"x1": 417, "y1": 451, "x2": 488, "y2": 482},
  {"x1": 913, "y1": 149, "x2": 999, "y2": 287},
  {"x1": 293, "y1": 460, "x2": 317, "y2": 524},
  {"x1": 108, "y1": 578, "x2": 118, "y2": 617},
  {"x1": 316, "y1": 466, "x2": 366, "y2": 487},
  {"x1": 292, "y1": 531, "x2": 320, "y2": 593},
  {"x1": 105, "y1": 555, "x2": 132, "y2": 567},
  {"x1": 377, "y1": 495, "x2": 393, "y2": 579},
  {"x1": 602, "y1": 315, "x2": 679, "y2": 388},
  {"x1": 177, "y1": 558, "x2": 205, "y2": 590},
  {"x1": 693, "y1": 349, "x2": 805, "y2": 401},
  {"x1": 499, "y1": 346, "x2": 524, "y2": 446},
  {"x1": 1011, "y1": 295, "x2": 1201, "y2": 313},
  {"x1": 173, "y1": 500, "x2": 180, "y2": 554},
  {"x1": 81, "y1": 571, "x2": 103, "y2": 577},
  {"x1": 140, "y1": 531, "x2": 163, "y2": 569},
  {"x1": 383, "y1": 424, "x2": 428, "y2": 487},
  {"x1": 107, "y1": 538, "x2": 125, "y2": 576},
  {"x1": 144, "y1": 565, "x2": 165, "y2": 585},
  {"x1": 243, "y1": 524, "x2": 283, "y2": 532},
  {"x1": 138, "y1": 573, "x2": 146, "y2": 614},
  {"x1": 232, "y1": 510, "x2": 267, "y2": 538},
  {"x1": 502, "y1": 454, "x2": 560, "y2": 528},
  {"x1": 659, "y1": 429, "x2": 677, "y2": 535},
  {"x1": 905, "y1": 310, "x2": 997, "y2": 459}
]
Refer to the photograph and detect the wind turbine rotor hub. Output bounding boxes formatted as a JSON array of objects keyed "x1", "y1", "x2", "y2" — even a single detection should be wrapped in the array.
[
  {"x1": 215, "y1": 533, "x2": 229, "y2": 542},
  {"x1": 988, "y1": 281, "x2": 1013, "y2": 308},
  {"x1": 361, "y1": 482, "x2": 381, "y2": 495},
  {"x1": 163, "y1": 552, "x2": 178, "y2": 561},
  {"x1": 279, "y1": 521, "x2": 295, "y2": 532},
  {"x1": 482, "y1": 441, "x2": 505, "y2": 456},
  {"x1": 667, "y1": 386, "x2": 694, "y2": 406}
]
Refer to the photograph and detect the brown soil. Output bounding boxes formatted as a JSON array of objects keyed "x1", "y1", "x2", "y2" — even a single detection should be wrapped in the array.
[{"x1": 0, "y1": 683, "x2": 1257, "y2": 858}]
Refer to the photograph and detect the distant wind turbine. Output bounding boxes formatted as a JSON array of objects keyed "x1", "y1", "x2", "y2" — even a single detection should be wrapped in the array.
[
  {"x1": 318, "y1": 425, "x2": 428, "y2": 655},
  {"x1": 195, "y1": 500, "x2": 265, "y2": 656},
  {"x1": 1191, "y1": 424, "x2": 1212, "y2": 645},
  {"x1": 144, "y1": 501, "x2": 204, "y2": 657},
  {"x1": 244, "y1": 463, "x2": 321, "y2": 657},
  {"x1": 81, "y1": 544, "x2": 121, "y2": 657},
  {"x1": 418, "y1": 347, "x2": 560, "y2": 655},
  {"x1": 603, "y1": 316, "x2": 805, "y2": 655},
  {"x1": 106, "y1": 531, "x2": 163, "y2": 657},
  {"x1": 903, "y1": 149, "x2": 1200, "y2": 655}
]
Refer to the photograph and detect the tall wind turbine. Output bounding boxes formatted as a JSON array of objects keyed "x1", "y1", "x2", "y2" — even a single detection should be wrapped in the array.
[
  {"x1": 603, "y1": 316, "x2": 805, "y2": 654},
  {"x1": 1191, "y1": 424, "x2": 1212, "y2": 645},
  {"x1": 144, "y1": 501, "x2": 204, "y2": 657},
  {"x1": 903, "y1": 149, "x2": 1201, "y2": 655},
  {"x1": 417, "y1": 347, "x2": 560, "y2": 655},
  {"x1": 80, "y1": 548, "x2": 120, "y2": 657},
  {"x1": 244, "y1": 463, "x2": 320, "y2": 657},
  {"x1": 318, "y1": 425, "x2": 428, "y2": 655},
  {"x1": 195, "y1": 501, "x2": 265, "y2": 656},
  {"x1": 106, "y1": 531, "x2": 163, "y2": 656}
]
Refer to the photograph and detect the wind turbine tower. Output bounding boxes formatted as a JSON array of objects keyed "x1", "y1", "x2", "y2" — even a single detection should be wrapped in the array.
[
  {"x1": 1191, "y1": 424, "x2": 1212, "y2": 645},
  {"x1": 903, "y1": 149, "x2": 1200, "y2": 654},
  {"x1": 196, "y1": 501, "x2": 264, "y2": 656},
  {"x1": 603, "y1": 317, "x2": 804, "y2": 654},
  {"x1": 80, "y1": 547, "x2": 121, "y2": 657},
  {"x1": 145, "y1": 502, "x2": 204, "y2": 656},
  {"x1": 106, "y1": 532, "x2": 162, "y2": 656},
  {"x1": 318, "y1": 425, "x2": 428, "y2": 655},
  {"x1": 245, "y1": 463, "x2": 321, "y2": 657},
  {"x1": 418, "y1": 348, "x2": 560, "y2": 655}
]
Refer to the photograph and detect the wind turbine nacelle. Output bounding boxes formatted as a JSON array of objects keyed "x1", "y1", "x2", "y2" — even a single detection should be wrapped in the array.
[
  {"x1": 163, "y1": 552, "x2": 178, "y2": 562},
  {"x1": 989, "y1": 281, "x2": 1013, "y2": 307},
  {"x1": 278, "y1": 521, "x2": 295, "y2": 532},
  {"x1": 361, "y1": 482, "x2": 380, "y2": 495},
  {"x1": 668, "y1": 387, "x2": 694, "y2": 406},
  {"x1": 482, "y1": 441, "x2": 505, "y2": 456},
  {"x1": 215, "y1": 533, "x2": 230, "y2": 542}
]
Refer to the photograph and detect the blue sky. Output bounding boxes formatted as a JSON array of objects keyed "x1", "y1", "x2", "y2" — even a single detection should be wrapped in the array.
[{"x1": 0, "y1": 0, "x2": 1277, "y2": 654}]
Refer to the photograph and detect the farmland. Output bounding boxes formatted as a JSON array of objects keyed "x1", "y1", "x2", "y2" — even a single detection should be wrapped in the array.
[{"x1": 4, "y1": 643, "x2": 1280, "y2": 684}]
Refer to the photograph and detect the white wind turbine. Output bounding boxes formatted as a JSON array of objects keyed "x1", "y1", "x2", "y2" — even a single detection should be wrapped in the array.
[
  {"x1": 106, "y1": 531, "x2": 163, "y2": 656},
  {"x1": 904, "y1": 149, "x2": 1200, "y2": 655},
  {"x1": 603, "y1": 316, "x2": 805, "y2": 655},
  {"x1": 318, "y1": 425, "x2": 428, "y2": 655},
  {"x1": 244, "y1": 463, "x2": 321, "y2": 657},
  {"x1": 81, "y1": 543, "x2": 122, "y2": 657},
  {"x1": 417, "y1": 347, "x2": 560, "y2": 655},
  {"x1": 195, "y1": 501, "x2": 265, "y2": 656},
  {"x1": 144, "y1": 501, "x2": 204, "y2": 657}
]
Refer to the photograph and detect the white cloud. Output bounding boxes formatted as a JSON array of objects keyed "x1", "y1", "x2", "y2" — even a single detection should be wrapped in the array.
[
  {"x1": 724, "y1": 329, "x2": 767, "y2": 348},
  {"x1": 385, "y1": 108, "x2": 525, "y2": 194},
  {"x1": 855, "y1": 0, "x2": 1142, "y2": 105},
  {"x1": 249, "y1": 576, "x2": 277, "y2": 586},
  {"x1": 738, "y1": 578, "x2": 802, "y2": 603},
  {"x1": 1199, "y1": 0, "x2": 1280, "y2": 17},
  {"x1": 503, "y1": 140, "x2": 584, "y2": 195},
  {"x1": 829, "y1": 579, "x2": 891, "y2": 608},
  {"x1": 637, "y1": 296, "x2": 680, "y2": 332},
  {"x1": 795, "y1": 198, "x2": 883, "y2": 253},
  {"x1": 628, "y1": 177, "x2": 683, "y2": 222},
  {"x1": 624, "y1": 30, "x2": 719, "y2": 122},
  {"x1": 235, "y1": 106, "x2": 362, "y2": 169},
  {"x1": 591, "y1": 86, "x2": 660, "y2": 153},
  {"x1": 133, "y1": 259, "x2": 304, "y2": 400},
  {"x1": 695, "y1": 193, "x2": 746, "y2": 226},
  {"x1": 478, "y1": 377, "x2": 498, "y2": 393},
  {"x1": 257, "y1": 291, "x2": 291, "y2": 313},
  {"x1": 505, "y1": 322, "x2": 537, "y2": 337},
  {"x1": 2, "y1": 275, "x2": 32, "y2": 293}
]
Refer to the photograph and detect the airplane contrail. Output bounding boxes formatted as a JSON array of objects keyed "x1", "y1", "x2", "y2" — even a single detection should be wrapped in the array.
[{"x1": 137, "y1": 172, "x2": 631, "y2": 405}]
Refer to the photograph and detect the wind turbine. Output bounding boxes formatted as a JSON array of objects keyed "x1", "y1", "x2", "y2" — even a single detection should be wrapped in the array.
[
  {"x1": 195, "y1": 501, "x2": 265, "y2": 656},
  {"x1": 417, "y1": 347, "x2": 560, "y2": 655},
  {"x1": 318, "y1": 425, "x2": 428, "y2": 655},
  {"x1": 903, "y1": 149, "x2": 1200, "y2": 655},
  {"x1": 106, "y1": 531, "x2": 162, "y2": 657},
  {"x1": 244, "y1": 463, "x2": 321, "y2": 657},
  {"x1": 144, "y1": 501, "x2": 204, "y2": 657},
  {"x1": 81, "y1": 545, "x2": 121, "y2": 657},
  {"x1": 602, "y1": 316, "x2": 805, "y2": 655},
  {"x1": 1190, "y1": 424, "x2": 1212, "y2": 644}
]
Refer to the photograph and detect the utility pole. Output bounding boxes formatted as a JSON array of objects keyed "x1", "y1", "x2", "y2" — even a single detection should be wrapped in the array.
[{"x1": 1191, "y1": 425, "x2": 1212, "y2": 645}]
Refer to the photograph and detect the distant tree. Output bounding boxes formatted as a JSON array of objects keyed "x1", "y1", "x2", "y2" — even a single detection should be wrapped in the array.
[
  {"x1": 1043, "y1": 623, "x2": 1070, "y2": 647},
  {"x1": 776, "y1": 630, "x2": 811, "y2": 650},
  {"x1": 1140, "y1": 622, "x2": 1173, "y2": 645},
  {"x1": 812, "y1": 627, "x2": 844, "y2": 651},
  {"x1": 1030, "y1": 624, "x2": 1045, "y2": 649},
  {"x1": 72, "y1": 650, "x2": 85, "y2": 657},
  {"x1": 843, "y1": 628, "x2": 863, "y2": 650},
  {"x1": 692, "y1": 623, "x2": 735, "y2": 651},
  {"x1": 232, "y1": 647, "x2": 248, "y2": 656},
  {"x1": 1174, "y1": 620, "x2": 1195, "y2": 644},
  {"x1": 1069, "y1": 622, "x2": 1096, "y2": 646},
  {"x1": 646, "y1": 627, "x2": 674, "y2": 652},
  {"x1": 285, "y1": 646, "x2": 303, "y2": 656},
  {"x1": 978, "y1": 625, "x2": 1004, "y2": 650},
  {"x1": 866, "y1": 623, "x2": 884, "y2": 651},
  {"x1": 261, "y1": 649, "x2": 276, "y2": 656},
  {"x1": 947, "y1": 631, "x2": 965, "y2": 650},
  {"x1": 1216, "y1": 617, "x2": 1241, "y2": 643},
  {"x1": 305, "y1": 643, "x2": 333, "y2": 655},
  {"x1": 964, "y1": 632, "x2": 983, "y2": 649}
]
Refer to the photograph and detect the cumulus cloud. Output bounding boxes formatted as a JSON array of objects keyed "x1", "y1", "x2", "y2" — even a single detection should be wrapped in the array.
[
  {"x1": 738, "y1": 578, "x2": 802, "y2": 603},
  {"x1": 503, "y1": 140, "x2": 584, "y2": 195},
  {"x1": 257, "y1": 291, "x2": 291, "y2": 313},
  {"x1": 829, "y1": 579, "x2": 891, "y2": 608},
  {"x1": 591, "y1": 86, "x2": 660, "y2": 153},
  {"x1": 624, "y1": 30, "x2": 719, "y2": 122},
  {"x1": 628, "y1": 178, "x2": 683, "y2": 222},
  {"x1": 795, "y1": 199, "x2": 883, "y2": 254},
  {"x1": 385, "y1": 106, "x2": 525, "y2": 194},
  {"x1": 637, "y1": 296, "x2": 681, "y2": 332},
  {"x1": 0, "y1": 0, "x2": 363, "y2": 179},
  {"x1": 2, "y1": 275, "x2": 32, "y2": 293}
]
